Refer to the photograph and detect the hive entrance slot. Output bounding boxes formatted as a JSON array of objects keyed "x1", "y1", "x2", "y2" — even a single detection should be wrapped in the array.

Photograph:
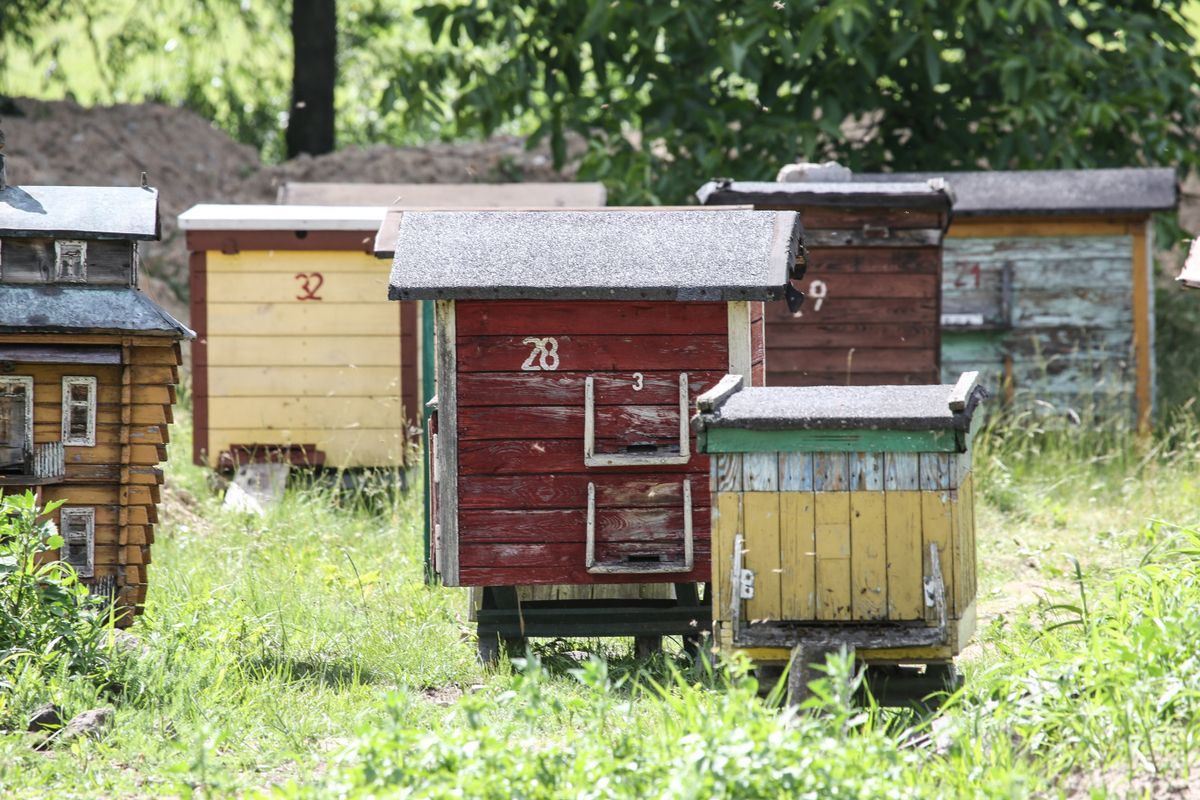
[
  {"x1": 625, "y1": 554, "x2": 663, "y2": 564},
  {"x1": 625, "y1": 443, "x2": 661, "y2": 454}
]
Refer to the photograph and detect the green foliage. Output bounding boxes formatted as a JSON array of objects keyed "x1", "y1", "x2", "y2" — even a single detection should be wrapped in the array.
[
  {"x1": 0, "y1": 491, "x2": 113, "y2": 686},
  {"x1": 396, "y1": 0, "x2": 1200, "y2": 202}
]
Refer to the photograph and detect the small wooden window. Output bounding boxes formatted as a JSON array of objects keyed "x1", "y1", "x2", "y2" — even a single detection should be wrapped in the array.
[
  {"x1": 54, "y1": 240, "x2": 87, "y2": 282},
  {"x1": 61, "y1": 376, "x2": 97, "y2": 446},
  {"x1": 0, "y1": 376, "x2": 33, "y2": 473},
  {"x1": 60, "y1": 507, "x2": 95, "y2": 578}
]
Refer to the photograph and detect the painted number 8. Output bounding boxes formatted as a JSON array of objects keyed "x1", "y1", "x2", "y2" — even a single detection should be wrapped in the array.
[{"x1": 521, "y1": 337, "x2": 560, "y2": 371}]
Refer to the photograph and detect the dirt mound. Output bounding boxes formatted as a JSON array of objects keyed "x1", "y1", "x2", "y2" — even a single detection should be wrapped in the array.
[{"x1": 1, "y1": 97, "x2": 577, "y2": 321}]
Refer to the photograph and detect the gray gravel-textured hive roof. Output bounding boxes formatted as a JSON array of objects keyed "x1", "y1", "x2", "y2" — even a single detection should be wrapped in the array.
[
  {"x1": 0, "y1": 285, "x2": 192, "y2": 337},
  {"x1": 703, "y1": 384, "x2": 985, "y2": 431},
  {"x1": 386, "y1": 209, "x2": 802, "y2": 301},
  {"x1": 0, "y1": 185, "x2": 160, "y2": 240},
  {"x1": 850, "y1": 168, "x2": 1176, "y2": 216},
  {"x1": 696, "y1": 180, "x2": 954, "y2": 210}
]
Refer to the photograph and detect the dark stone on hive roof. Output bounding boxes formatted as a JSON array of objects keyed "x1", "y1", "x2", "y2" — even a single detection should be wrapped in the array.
[
  {"x1": 386, "y1": 209, "x2": 802, "y2": 301},
  {"x1": 0, "y1": 285, "x2": 193, "y2": 338},
  {"x1": 706, "y1": 384, "x2": 983, "y2": 431},
  {"x1": 0, "y1": 185, "x2": 159, "y2": 240},
  {"x1": 696, "y1": 180, "x2": 955, "y2": 210},
  {"x1": 849, "y1": 168, "x2": 1176, "y2": 217}
]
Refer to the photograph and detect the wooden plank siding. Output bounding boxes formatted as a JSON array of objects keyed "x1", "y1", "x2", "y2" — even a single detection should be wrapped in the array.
[
  {"x1": 193, "y1": 249, "x2": 419, "y2": 468},
  {"x1": 762, "y1": 208, "x2": 944, "y2": 388},
  {"x1": 453, "y1": 299, "x2": 740, "y2": 587},
  {"x1": 940, "y1": 234, "x2": 1139, "y2": 421},
  {"x1": 711, "y1": 450, "x2": 977, "y2": 660},
  {"x1": 13, "y1": 336, "x2": 182, "y2": 621}
]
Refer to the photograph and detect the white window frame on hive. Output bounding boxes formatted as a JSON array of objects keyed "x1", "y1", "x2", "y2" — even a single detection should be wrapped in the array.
[
  {"x1": 54, "y1": 240, "x2": 88, "y2": 282},
  {"x1": 61, "y1": 376, "x2": 97, "y2": 447},
  {"x1": 60, "y1": 507, "x2": 95, "y2": 578},
  {"x1": 0, "y1": 376, "x2": 34, "y2": 465}
]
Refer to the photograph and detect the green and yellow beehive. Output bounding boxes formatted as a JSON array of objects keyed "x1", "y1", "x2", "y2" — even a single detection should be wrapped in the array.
[{"x1": 694, "y1": 372, "x2": 986, "y2": 683}]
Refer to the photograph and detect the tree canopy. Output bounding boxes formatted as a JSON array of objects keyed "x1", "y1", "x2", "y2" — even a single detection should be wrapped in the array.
[{"x1": 397, "y1": 0, "x2": 1200, "y2": 203}]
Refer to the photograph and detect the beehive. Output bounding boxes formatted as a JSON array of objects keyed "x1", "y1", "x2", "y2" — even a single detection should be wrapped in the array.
[
  {"x1": 859, "y1": 168, "x2": 1174, "y2": 429},
  {"x1": 383, "y1": 208, "x2": 803, "y2": 649},
  {"x1": 694, "y1": 372, "x2": 986, "y2": 667},
  {"x1": 179, "y1": 204, "x2": 417, "y2": 471},
  {"x1": 697, "y1": 179, "x2": 953, "y2": 387},
  {"x1": 0, "y1": 181, "x2": 191, "y2": 622}
]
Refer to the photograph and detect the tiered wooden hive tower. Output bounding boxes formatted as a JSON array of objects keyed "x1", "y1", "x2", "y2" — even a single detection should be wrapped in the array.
[{"x1": 0, "y1": 159, "x2": 190, "y2": 622}]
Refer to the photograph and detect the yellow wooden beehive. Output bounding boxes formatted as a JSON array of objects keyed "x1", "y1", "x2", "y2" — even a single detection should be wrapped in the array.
[{"x1": 694, "y1": 372, "x2": 986, "y2": 678}]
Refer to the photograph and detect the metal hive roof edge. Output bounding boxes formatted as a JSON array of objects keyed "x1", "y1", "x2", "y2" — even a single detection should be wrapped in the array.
[
  {"x1": 385, "y1": 209, "x2": 803, "y2": 301},
  {"x1": 0, "y1": 285, "x2": 194, "y2": 338},
  {"x1": 696, "y1": 179, "x2": 956, "y2": 211},
  {"x1": 0, "y1": 185, "x2": 160, "y2": 240}
]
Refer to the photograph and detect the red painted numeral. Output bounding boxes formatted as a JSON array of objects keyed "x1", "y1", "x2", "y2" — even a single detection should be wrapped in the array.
[
  {"x1": 954, "y1": 264, "x2": 982, "y2": 289},
  {"x1": 295, "y1": 272, "x2": 324, "y2": 301}
]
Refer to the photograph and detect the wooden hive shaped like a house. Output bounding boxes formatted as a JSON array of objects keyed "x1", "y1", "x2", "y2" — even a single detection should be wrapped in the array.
[
  {"x1": 0, "y1": 170, "x2": 191, "y2": 621},
  {"x1": 385, "y1": 208, "x2": 803, "y2": 648}
]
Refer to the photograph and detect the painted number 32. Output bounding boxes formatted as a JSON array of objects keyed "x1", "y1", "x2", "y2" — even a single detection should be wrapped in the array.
[
  {"x1": 294, "y1": 272, "x2": 324, "y2": 301},
  {"x1": 521, "y1": 337, "x2": 560, "y2": 371}
]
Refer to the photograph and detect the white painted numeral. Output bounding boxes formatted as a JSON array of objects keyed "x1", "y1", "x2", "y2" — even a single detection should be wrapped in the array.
[
  {"x1": 631, "y1": 372, "x2": 644, "y2": 391},
  {"x1": 794, "y1": 279, "x2": 828, "y2": 318},
  {"x1": 521, "y1": 337, "x2": 560, "y2": 371}
]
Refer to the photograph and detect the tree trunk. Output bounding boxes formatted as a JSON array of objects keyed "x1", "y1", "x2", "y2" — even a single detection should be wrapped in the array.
[{"x1": 286, "y1": 0, "x2": 337, "y2": 158}]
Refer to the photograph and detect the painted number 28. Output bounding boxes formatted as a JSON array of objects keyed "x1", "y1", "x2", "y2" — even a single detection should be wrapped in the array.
[{"x1": 521, "y1": 337, "x2": 560, "y2": 371}]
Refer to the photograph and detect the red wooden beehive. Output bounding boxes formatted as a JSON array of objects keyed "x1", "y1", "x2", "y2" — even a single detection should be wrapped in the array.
[
  {"x1": 698, "y1": 179, "x2": 953, "y2": 387},
  {"x1": 386, "y1": 209, "x2": 803, "y2": 595}
]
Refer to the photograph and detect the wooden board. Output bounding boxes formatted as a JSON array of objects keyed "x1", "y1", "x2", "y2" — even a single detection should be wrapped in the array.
[
  {"x1": 206, "y1": 427, "x2": 407, "y2": 468},
  {"x1": 742, "y1": 492, "x2": 781, "y2": 622}
]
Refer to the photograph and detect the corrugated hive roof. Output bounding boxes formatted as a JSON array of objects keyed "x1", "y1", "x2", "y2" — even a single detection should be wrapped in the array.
[
  {"x1": 0, "y1": 185, "x2": 159, "y2": 240},
  {"x1": 0, "y1": 285, "x2": 193, "y2": 337},
  {"x1": 386, "y1": 209, "x2": 802, "y2": 301}
]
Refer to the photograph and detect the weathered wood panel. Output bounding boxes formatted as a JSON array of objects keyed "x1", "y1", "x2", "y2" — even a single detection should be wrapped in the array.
[
  {"x1": 459, "y1": 439, "x2": 705, "y2": 475},
  {"x1": 207, "y1": 303, "x2": 399, "y2": 337},
  {"x1": 455, "y1": 335, "x2": 728, "y2": 373},
  {"x1": 457, "y1": 371, "x2": 725, "y2": 407},
  {"x1": 208, "y1": 396, "x2": 403, "y2": 430},
  {"x1": 940, "y1": 235, "x2": 1138, "y2": 420}
]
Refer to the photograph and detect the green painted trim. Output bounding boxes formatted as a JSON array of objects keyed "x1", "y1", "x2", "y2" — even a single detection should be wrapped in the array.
[
  {"x1": 421, "y1": 299, "x2": 437, "y2": 585},
  {"x1": 702, "y1": 426, "x2": 959, "y2": 453}
]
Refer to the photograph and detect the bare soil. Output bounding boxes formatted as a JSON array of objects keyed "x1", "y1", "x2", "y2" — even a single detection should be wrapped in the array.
[{"x1": 1, "y1": 97, "x2": 579, "y2": 321}]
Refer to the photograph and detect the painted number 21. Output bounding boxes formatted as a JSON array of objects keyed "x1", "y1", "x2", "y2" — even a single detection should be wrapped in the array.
[{"x1": 521, "y1": 337, "x2": 560, "y2": 371}]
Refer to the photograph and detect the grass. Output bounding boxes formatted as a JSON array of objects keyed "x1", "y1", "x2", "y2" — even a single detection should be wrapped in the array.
[{"x1": 0, "y1": 403, "x2": 1198, "y2": 797}]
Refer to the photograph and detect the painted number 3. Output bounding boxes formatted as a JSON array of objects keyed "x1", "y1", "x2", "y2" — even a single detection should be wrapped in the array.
[{"x1": 521, "y1": 337, "x2": 560, "y2": 371}]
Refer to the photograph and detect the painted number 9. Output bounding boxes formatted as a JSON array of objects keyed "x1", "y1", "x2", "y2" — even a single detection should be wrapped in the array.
[
  {"x1": 793, "y1": 279, "x2": 828, "y2": 318},
  {"x1": 521, "y1": 337, "x2": 560, "y2": 371}
]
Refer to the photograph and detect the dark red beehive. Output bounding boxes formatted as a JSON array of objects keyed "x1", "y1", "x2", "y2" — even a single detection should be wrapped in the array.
[
  {"x1": 385, "y1": 209, "x2": 803, "y2": 589},
  {"x1": 698, "y1": 179, "x2": 953, "y2": 387}
]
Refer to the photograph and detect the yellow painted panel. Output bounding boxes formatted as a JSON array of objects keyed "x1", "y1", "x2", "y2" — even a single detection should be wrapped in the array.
[
  {"x1": 743, "y1": 492, "x2": 781, "y2": 622},
  {"x1": 779, "y1": 491, "x2": 815, "y2": 620},
  {"x1": 206, "y1": 270, "x2": 391, "y2": 304},
  {"x1": 206, "y1": 337, "x2": 401, "y2": 367},
  {"x1": 206, "y1": 427, "x2": 406, "y2": 469},
  {"x1": 208, "y1": 396, "x2": 404, "y2": 431},
  {"x1": 207, "y1": 251, "x2": 385, "y2": 274},
  {"x1": 850, "y1": 491, "x2": 887, "y2": 620},
  {"x1": 208, "y1": 366, "x2": 401, "y2": 398},
  {"x1": 712, "y1": 491, "x2": 742, "y2": 625},
  {"x1": 207, "y1": 303, "x2": 400, "y2": 337},
  {"x1": 884, "y1": 491, "x2": 923, "y2": 620},
  {"x1": 814, "y1": 491, "x2": 851, "y2": 621},
  {"x1": 960, "y1": 473, "x2": 976, "y2": 607},
  {"x1": 921, "y1": 490, "x2": 955, "y2": 621}
]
